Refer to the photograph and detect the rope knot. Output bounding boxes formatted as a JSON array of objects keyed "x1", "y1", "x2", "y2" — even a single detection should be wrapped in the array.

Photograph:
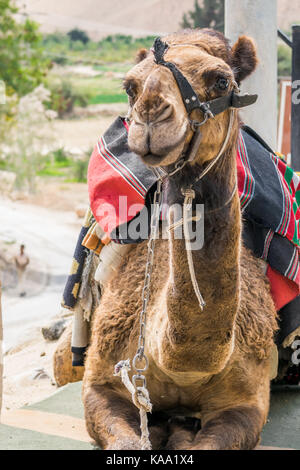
[
  {"x1": 182, "y1": 188, "x2": 195, "y2": 199},
  {"x1": 114, "y1": 359, "x2": 152, "y2": 450},
  {"x1": 182, "y1": 188, "x2": 195, "y2": 211},
  {"x1": 114, "y1": 359, "x2": 131, "y2": 376},
  {"x1": 132, "y1": 387, "x2": 152, "y2": 413}
]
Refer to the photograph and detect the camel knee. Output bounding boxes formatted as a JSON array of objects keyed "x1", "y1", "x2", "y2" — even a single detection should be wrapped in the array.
[
  {"x1": 199, "y1": 405, "x2": 265, "y2": 450},
  {"x1": 166, "y1": 426, "x2": 196, "y2": 450},
  {"x1": 83, "y1": 384, "x2": 141, "y2": 448},
  {"x1": 82, "y1": 385, "x2": 104, "y2": 443}
]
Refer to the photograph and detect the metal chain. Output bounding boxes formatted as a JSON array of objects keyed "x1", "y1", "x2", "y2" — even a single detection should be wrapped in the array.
[{"x1": 132, "y1": 179, "x2": 163, "y2": 389}]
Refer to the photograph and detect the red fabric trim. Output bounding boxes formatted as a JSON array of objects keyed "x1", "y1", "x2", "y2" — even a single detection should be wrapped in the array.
[
  {"x1": 99, "y1": 138, "x2": 147, "y2": 198},
  {"x1": 237, "y1": 133, "x2": 255, "y2": 209},
  {"x1": 267, "y1": 265, "x2": 300, "y2": 310},
  {"x1": 88, "y1": 144, "x2": 144, "y2": 234},
  {"x1": 123, "y1": 119, "x2": 129, "y2": 132}
]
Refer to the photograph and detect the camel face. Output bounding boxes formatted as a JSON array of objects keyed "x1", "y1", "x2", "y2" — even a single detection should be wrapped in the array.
[
  {"x1": 125, "y1": 30, "x2": 257, "y2": 168},
  {"x1": 126, "y1": 60, "x2": 189, "y2": 167}
]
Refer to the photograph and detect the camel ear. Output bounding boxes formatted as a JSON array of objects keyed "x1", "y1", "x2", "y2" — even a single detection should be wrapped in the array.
[
  {"x1": 231, "y1": 36, "x2": 258, "y2": 83},
  {"x1": 136, "y1": 48, "x2": 148, "y2": 63}
]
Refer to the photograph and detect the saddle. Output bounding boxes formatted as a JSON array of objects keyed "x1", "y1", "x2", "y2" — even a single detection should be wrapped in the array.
[{"x1": 62, "y1": 117, "x2": 300, "y2": 379}]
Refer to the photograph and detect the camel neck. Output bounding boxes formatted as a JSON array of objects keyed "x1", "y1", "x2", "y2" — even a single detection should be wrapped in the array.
[{"x1": 161, "y1": 139, "x2": 241, "y2": 374}]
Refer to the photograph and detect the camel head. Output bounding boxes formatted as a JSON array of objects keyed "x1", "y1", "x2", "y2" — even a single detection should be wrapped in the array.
[{"x1": 125, "y1": 29, "x2": 258, "y2": 168}]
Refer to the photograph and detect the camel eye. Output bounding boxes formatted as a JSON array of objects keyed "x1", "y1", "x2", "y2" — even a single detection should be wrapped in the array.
[
  {"x1": 123, "y1": 80, "x2": 136, "y2": 100},
  {"x1": 215, "y1": 77, "x2": 230, "y2": 91},
  {"x1": 125, "y1": 86, "x2": 134, "y2": 98}
]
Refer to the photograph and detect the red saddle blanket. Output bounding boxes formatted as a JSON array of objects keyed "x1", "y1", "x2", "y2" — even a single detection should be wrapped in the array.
[{"x1": 88, "y1": 118, "x2": 300, "y2": 311}]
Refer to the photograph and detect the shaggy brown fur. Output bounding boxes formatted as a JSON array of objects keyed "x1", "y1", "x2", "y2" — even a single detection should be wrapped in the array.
[{"x1": 82, "y1": 29, "x2": 278, "y2": 450}]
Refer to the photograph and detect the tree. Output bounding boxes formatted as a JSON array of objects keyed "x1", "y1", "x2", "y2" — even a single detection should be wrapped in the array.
[
  {"x1": 67, "y1": 28, "x2": 90, "y2": 45},
  {"x1": 2, "y1": 85, "x2": 58, "y2": 192},
  {"x1": 181, "y1": 0, "x2": 224, "y2": 33},
  {"x1": 0, "y1": 0, "x2": 49, "y2": 97}
]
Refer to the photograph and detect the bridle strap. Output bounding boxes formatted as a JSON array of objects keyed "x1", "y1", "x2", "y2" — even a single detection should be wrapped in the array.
[
  {"x1": 152, "y1": 37, "x2": 258, "y2": 117},
  {"x1": 204, "y1": 92, "x2": 258, "y2": 117},
  {"x1": 194, "y1": 108, "x2": 235, "y2": 184},
  {"x1": 150, "y1": 39, "x2": 245, "y2": 315},
  {"x1": 150, "y1": 37, "x2": 258, "y2": 181}
]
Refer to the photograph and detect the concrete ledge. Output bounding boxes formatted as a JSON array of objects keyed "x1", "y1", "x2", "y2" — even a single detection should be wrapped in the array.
[
  {"x1": 0, "y1": 381, "x2": 299, "y2": 450},
  {"x1": 1, "y1": 409, "x2": 90, "y2": 443}
]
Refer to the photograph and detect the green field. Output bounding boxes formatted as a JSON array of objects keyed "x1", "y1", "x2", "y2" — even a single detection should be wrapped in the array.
[
  {"x1": 46, "y1": 68, "x2": 130, "y2": 111},
  {"x1": 42, "y1": 32, "x2": 293, "y2": 114},
  {"x1": 43, "y1": 33, "x2": 155, "y2": 65},
  {"x1": 42, "y1": 34, "x2": 154, "y2": 112}
]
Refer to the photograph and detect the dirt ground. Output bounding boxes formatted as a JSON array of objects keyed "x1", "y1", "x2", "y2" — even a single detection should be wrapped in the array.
[
  {"x1": 0, "y1": 194, "x2": 82, "y2": 410},
  {"x1": 23, "y1": 180, "x2": 88, "y2": 212},
  {"x1": 3, "y1": 333, "x2": 59, "y2": 410},
  {"x1": 0, "y1": 136, "x2": 96, "y2": 410},
  {"x1": 52, "y1": 103, "x2": 128, "y2": 155},
  {"x1": 1, "y1": 104, "x2": 120, "y2": 410}
]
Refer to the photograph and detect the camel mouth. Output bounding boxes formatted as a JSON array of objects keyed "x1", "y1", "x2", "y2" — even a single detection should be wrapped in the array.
[{"x1": 140, "y1": 153, "x2": 166, "y2": 166}]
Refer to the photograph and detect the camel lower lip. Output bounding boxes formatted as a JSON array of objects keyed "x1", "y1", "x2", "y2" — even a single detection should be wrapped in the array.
[{"x1": 141, "y1": 153, "x2": 165, "y2": 166}]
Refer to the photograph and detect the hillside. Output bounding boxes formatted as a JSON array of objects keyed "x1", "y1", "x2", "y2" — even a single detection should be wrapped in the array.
[
  {"x1": 16, "y1": 0, "x2": 300, "y2": 40},
  {"x1": 16, "y1": 0, "x2": 196, "y2": 39}
]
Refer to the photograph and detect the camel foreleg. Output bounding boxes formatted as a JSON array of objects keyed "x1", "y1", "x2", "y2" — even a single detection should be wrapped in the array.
[
  {"x1": 83, "y1": 384, "x2": 170, "y2": 450},
  {"x1": 191, "y1": 405, "x2": 264, "y2": 450},
  {"x1": 166, "y1": 405, "x2": 265, "y2": 450},
  {"x1": 83, "y1": 383, "x2": 144, "y2": 449}
]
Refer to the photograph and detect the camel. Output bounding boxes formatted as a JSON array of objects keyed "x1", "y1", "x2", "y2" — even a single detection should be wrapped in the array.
[{"x1": 82, "y1": 29, "x2": 278, "y2": 450}]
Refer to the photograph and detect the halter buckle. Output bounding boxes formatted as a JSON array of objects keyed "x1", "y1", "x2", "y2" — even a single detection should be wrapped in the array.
[{"x1": 189, "y1": 112, "x2": 210, "y2": 132}]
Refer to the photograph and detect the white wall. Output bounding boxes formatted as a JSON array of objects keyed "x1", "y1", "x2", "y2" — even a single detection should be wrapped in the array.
[{"x1": 225, "y1": 0, "x2": 278, "y2": 149}]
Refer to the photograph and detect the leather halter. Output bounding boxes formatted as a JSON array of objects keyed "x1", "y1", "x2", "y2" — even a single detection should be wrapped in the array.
[
  {"x1": 152, "y1": 37, "x2": 258, "y2": 122},
  {"x1": 151, "y1": 37, "x2": 258, "y2": 179}
]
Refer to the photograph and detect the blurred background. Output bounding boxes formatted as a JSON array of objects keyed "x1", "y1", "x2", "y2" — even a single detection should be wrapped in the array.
[{"x1": 0, "y1": 0, "x2": 299, "y2": 412}]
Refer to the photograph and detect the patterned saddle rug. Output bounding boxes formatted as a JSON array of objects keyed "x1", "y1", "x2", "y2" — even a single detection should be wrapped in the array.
[{"x1": 63, "y1": 117, "x2": 300, "y2": 352}]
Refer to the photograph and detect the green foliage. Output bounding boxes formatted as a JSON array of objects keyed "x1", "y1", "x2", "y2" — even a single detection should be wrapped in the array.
[
  {"x1": 41, "y1": 33, "x2": 154, "y2": 107},
  {"x1": 52, "y1": 147, "x2": 69, "y2": 163},
  {"x1": 43, "y1": 32, "x2": 67, "y2": 45},
  {"x1": 67, "y1": 28, "x2": 90, "y2": 45},
  {"x1": 42, "y1": 32, "x2": 155, "y2": 65},
  {"x1": 46, "y1": 66, "x2": 129, "y2": 109},
  {"x1": 278, "y1": 44, "x2": 292, "y2": 77},
  {"x1": 46, "y1": 78, "x2": 89, "y2": 117},
  {"x1": 51, "y1": 54, "x2": 68, "y2": 66},
  {"x1": 2, "y1": 85, "x2": 57, "y2": 192},
  {"x1": 36, "y1": 146, "x2": 90, "y2": 183},
  {"x1": 181, "y1": 0, "x2": 224, "y2": 32},
  {"x1": 89, "y1": 93, "x2": 127, "y2": 104},
  {"x1": 0, "y1": 0, "x2": 50, "y2": 96},
  {"x1": 97, "y1": 35, "x2": 155, "y2": 62},
  {"x1": 37, "y1": 148, "x2": 72, "y2": 177},
  {"x1": 72, "y1": 158, "x2": 89, "y2": 183}
]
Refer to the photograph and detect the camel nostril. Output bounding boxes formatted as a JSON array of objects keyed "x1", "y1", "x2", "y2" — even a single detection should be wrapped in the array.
[{"x1": 152, "y1": 104, "x2": 173, "y2": 124}]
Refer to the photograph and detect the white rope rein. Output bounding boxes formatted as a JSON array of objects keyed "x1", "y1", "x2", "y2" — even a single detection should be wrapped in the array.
[
  {"x1": 182, "y1": 189, "x2": 206, "y2": 310},
  {"x1": 114, "y1": 360, "x2": 152, "y2": 450},
  {"x1": 177, "y1": 110, "x2": 236, "y2": 311},
  {"x1": 195, "y1": 109, "x2": 235, "y2": 183},
  {"x1": 168, "y1": 214, "x2": 201, "y2": 232}
]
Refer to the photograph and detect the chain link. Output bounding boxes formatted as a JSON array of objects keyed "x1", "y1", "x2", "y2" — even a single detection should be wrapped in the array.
[{"x1": 132, "y1": 179, "x2": 163, "y2": 382}]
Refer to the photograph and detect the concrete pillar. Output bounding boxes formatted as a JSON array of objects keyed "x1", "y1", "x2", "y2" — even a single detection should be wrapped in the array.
[{"x1": 225, "y1": 0, "x2": 278, "y2": 149}]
